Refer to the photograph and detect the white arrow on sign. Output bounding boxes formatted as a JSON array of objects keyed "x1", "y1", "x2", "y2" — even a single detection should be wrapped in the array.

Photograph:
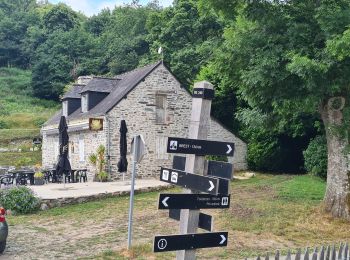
[
  {"x1": 208, "y1": 181, "x2": 215, "y2": 192},
  {"x1": 219, "y1": 235, "x2": 226, "y2": 245},
  {"x1": 162, "y1": 197, "x2": 169, "y2": 207},
  {"x1": 226, "y1": 144, "x2": 232, "y2": 154}
]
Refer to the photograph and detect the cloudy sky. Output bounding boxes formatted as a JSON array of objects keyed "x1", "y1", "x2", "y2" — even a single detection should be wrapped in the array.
[{"x1": 48, "y1": 0, "x2": 173, "y2": 16}]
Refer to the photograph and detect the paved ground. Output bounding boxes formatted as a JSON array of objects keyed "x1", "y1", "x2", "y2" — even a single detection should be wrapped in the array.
[{"x1": 30, "y1": 179, "x2": 170, "y2": 200}]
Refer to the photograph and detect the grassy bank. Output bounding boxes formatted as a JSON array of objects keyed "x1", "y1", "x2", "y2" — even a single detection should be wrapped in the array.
[
  {"x1": 6, "y1": 174, "x2": 349, "y2": 259},
  {"x1": 0, "y1": 67, "x2": 58, "y2": 166}
]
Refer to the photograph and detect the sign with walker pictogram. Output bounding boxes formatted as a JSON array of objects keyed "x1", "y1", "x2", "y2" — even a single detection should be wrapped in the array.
[{"x1": 153, "y1": 81, "x2": 234, "y2": 259}]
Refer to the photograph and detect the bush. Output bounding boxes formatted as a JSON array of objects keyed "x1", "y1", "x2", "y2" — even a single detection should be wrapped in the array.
[
  {"x1": 0, "y1": 186, "x2": 40, "y2": 214},
  {"x1": 303, "y1": 135, "x2": 327, "y2": 179}
]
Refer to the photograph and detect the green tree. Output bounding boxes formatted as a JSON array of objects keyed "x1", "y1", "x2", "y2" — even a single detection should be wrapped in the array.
[
  {"x1": 42, "y1": 3, "x2": 80, "y2": 32},
  {"x1": 0, "y1": 0, "x2": 38, "y2": 67},
  {"x1": 99, "y1": 5, "x2": 156, "y2": 74},
  {"x1": 202, "y1": 0, "x2": 350, "y2": 220},
  {"x1": 146, "y1": 0, "x2": 223, "y2": 85},
  {"x1": 32, "y1": 27, "x2": 101, "y2": 99}
]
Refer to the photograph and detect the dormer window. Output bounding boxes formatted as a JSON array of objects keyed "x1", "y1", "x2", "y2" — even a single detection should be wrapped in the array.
[
  {"x1": 62, "y1": 101, "x2": 68, "y2": 117},
  {"x1": 81, "y1": 94, "x2": 88, "y2": 113}
]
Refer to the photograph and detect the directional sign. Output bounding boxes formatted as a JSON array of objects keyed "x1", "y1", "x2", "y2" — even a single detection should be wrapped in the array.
[
  {"x1": 173, "y1": 156, "x2": 234, "y2": 180},
  {"x1": 169, "y1": 209, "x2": 213, "y2": 231},
  {"x1": 154, "y1": 232, "x2": 228, "y2": 252},
  {"x1": 160, "y1": 167, "x2": 229, "y2": 195},
  {"x1": 207, "y1": 160, "x2": 233, "y2": 180},
  {"x1": 159, "y1": 194, "x2": 230, "y2": 209},
  {"x1": 167, "y1": 137, "x2": 234, "y2": 157},
  {"x1": 192, "y1": 88, "x2": 215, "y2": 99}
]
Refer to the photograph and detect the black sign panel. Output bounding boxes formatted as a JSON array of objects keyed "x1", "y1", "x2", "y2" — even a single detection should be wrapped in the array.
[
  {"x1": 167, "y1": 137, "x2": 234, "y2": 157},
  {"x1": 192, "y1": 88, "x2": 215, "y2": 99},
  {"x1": 160, "y1": 167, "x2": 230, "y2": 195},
  {"x1": 173, "y1": 156, "x2": 234, "y2": 180},
  {"x1": 169, "y1": 209, "x2": 213, "y2": 231},
  {"x1": 154, "y1": 232, "x2": 228, "y2": 252},
  {"x1": 173, "y1": 155, "x2": 186, "y2": 171},
  {"x1": 159, "y1": 194, "x2": 230, "y2": 209},
  {"x1": 207, "y1": 160, "x2": 233, "y2": 180}
]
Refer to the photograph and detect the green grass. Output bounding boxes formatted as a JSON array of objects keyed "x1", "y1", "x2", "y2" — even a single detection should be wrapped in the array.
[
  {"x1": 0, "y1": 129, "x2": 40, "y2": 144},
  {"x1": 0, "y1": 151, "x2": 41, "y2": 167},
  {"x1": 0, "y1": 67, "x2": 58, "y2": 138},
  {"x1": 7, "y1": 173, "x2": 350, "y2": 259},
  {"x1": 277, "y1": 175, "x2": 326, "y2": 201},
  {"x1": 0, "y1": 67, "x2": 59, "y2": 166}
]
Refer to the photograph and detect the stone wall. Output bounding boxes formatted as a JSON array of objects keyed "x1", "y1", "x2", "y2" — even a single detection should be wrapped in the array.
[{"x1": 42, "y1": 128, "x2": 107, "y2": 181}]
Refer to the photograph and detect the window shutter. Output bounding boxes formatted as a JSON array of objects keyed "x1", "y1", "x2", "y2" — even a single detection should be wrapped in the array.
[{"x1": 155, "y1": 94, "x2": 166, "y2": 124}]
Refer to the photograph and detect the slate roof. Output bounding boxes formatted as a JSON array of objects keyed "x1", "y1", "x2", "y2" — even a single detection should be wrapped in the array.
[
  {"x1": 80, "y1": 77, "x2": 120, "y2": 94},
  {"x1": 62, "y1": 84, "x2": 85, "y2": 99},
  {"x1": 44, "y1": 61, "x2": 162, "y2": 126}
]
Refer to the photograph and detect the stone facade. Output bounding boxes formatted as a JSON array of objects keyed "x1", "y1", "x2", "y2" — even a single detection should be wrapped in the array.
[{"x1": 42, "y1": 64, "x2": 247, "y2": 179}]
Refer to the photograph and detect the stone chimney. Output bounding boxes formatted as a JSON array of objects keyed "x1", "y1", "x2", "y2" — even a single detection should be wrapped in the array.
[{"x1": 77, "y1": 76, "x2": 93, "y2": 85}]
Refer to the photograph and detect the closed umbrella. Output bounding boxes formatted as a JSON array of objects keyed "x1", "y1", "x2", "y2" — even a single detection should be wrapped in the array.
[
  {"x1": 55, "y1": 116, "x2": 71, "y2": 183},
  {"x1": 117, "y1": 120, "x2": 128, "y2": 180}
]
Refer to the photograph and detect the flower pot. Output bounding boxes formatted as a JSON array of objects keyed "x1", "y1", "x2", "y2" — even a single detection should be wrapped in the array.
[{"x1": 34, "y1": 178, "x2": 44, "y2": 185}]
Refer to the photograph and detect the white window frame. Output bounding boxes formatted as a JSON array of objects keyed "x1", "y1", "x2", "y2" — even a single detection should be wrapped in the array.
[
  {"x1": 81, "y1": 94, "x2": 88, "y2": 113},
  {"x1": 54, "y1": 140, "x2": 59, "y2": 161},
  {"x1": 79, "y1": 134, "x2": 85, "y2": 162},
  {"x1": 62, "y1": 101, "x2": 68, "y2": 117}
]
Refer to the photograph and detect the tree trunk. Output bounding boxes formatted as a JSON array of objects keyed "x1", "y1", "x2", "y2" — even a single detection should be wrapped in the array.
[{"x1": 320, "y1": 97, "x2": 350, "y2": 220}]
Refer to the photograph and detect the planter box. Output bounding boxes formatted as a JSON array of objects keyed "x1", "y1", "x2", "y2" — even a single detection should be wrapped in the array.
[{"x1": 34, "y1": 178, "x2": 44, "y2": 185}]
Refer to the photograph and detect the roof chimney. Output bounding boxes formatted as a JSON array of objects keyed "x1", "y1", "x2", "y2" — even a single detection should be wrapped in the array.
[{"x1": 77, "y1": 76, "x2": 92, "y2": 85}]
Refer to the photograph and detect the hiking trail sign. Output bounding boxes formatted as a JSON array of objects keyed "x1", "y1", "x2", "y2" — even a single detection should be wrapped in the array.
[
  {"x1": 158, "y1": 194, "x2": 230, "y2": 210},
  {"x1": 167, "y1": 137, "x2": 234, "y2": 157},
  {"x1": 159, "y1": 167, "x2": 230, "y2": 195},
  {"x1": 153, "y1": 81, "x2": 233, "y2": 259},
  {"x1": 154, "y1": 232, "x2": 228, "y2": 252}
]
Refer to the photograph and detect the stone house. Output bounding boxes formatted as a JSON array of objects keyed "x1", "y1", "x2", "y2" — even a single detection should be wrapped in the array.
[{"x1": 41, "y1": 61, "x2": 247, "y2": 180}]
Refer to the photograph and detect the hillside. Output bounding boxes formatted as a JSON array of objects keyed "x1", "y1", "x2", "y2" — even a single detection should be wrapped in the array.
[{"x1": 0, "y1": 67, "x2": 59, "y2": 166}]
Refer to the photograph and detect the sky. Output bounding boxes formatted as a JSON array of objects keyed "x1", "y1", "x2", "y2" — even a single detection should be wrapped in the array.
[{"x1": 48, "y1": 0, "x2": 173, "y2": 16}]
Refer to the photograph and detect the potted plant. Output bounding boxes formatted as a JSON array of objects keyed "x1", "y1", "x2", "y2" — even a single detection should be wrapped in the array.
[
  {"x1": 34, "y1": 172, "x2": 44, "y2": 185},
  {"x1": 88, "y1": 145, "x2": 108, "y2": 182}
]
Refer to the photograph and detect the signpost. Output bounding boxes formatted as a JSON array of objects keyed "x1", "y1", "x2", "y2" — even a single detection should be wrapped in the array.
[
  {"x1": 153, "y1": 81, "x2": 233, "y2": 259},
  {"x1": 158, "y1": 194, "x2": 230, "y2": 209},
  {"x1": 127, "y1": 134, "x2": 146, "y2": 250},
  {"x1": 169, "y1": 209, "x2": 213, "y2": 231},
  {"x1": 154, "y1": 232, "x2": 228, "y2": 252},
  {"x1": 160, "y1": 167, "x2": 230, "y2": 195},
  {"x1": 173, "y1": 156, "x2": 234, "y2": 180},
  {"x1": 206, "y1": 160, "x2": 233, "y2": 180},
  {"x1": 192, "y1": 88, "x2": 215, "y2": 99},
  {"x1": 167, "y1": 137, "x2": 234, "y2": 156}
]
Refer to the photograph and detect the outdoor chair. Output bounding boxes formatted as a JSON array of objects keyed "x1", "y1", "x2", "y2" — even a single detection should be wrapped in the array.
[
  {"x1": 0, "y1": 175, "x2": 14, "y2": 188},
  {"x1": 43, "y1": 170, "x2": 53, "y2": 183},
  {"x1": 16, "y1": 174, "x2": 28, "y2": 186},
  {"x1": 75, "y1": 170, "x2": 87, "y2": 183},
  {"x1": 64, "y1": 172, "x2": 71, "y2": 183}
]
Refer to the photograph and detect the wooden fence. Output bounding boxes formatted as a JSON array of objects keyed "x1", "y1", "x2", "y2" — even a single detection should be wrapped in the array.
[{"x1": 247, "y1": 243, "x2": 349, "y2": 260}]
